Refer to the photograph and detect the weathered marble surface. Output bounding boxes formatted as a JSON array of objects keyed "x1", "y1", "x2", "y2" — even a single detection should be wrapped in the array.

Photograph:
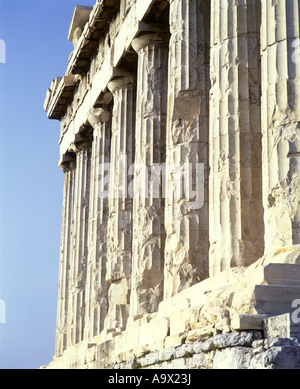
[
  {"x1": 209, "y1": 0, "x2": 264, "y2": 276},
  {"x1": 261, "y1": 0, "x2": 300, "y2": 252},
  {"x1": 105, "y1": 76, "x2": 136, "y2": 331},
  {"x1": 84, "y1": 108, "x2": 111, "y2": 339},
  {"x1": 164, "y1": 0, "x2": 210, "y2": 299},
  {"x1": 130, "y1": 32, "x2": 168, "y2": 316}
]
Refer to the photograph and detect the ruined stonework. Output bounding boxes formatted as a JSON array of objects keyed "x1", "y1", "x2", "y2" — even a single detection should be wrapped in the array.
[{"x1": 43, "y1": 0, "x2": 300, "y2": 369}]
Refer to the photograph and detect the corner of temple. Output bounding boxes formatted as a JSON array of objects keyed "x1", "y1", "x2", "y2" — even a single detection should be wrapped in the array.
[{"x1": 43, "y1": 0, "x2": 300, "y2": 370}]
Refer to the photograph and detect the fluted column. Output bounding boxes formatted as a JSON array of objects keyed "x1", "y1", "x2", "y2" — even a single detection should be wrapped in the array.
[
  {"x1": 209, "y1": 0, "x2": 264, "y2": 276},
  {"x1": 55, "y1": 155, "x2": 76, "y2": 356},
  {"x1": 261, "y1": 0, "x2": 300, "y2": 252},
  {"x1": 164, "y1": 0, "x2": 210, "y2": 299},
  {"x1": 129, "y1": 32, "x2": 168, "y2": 316},
  {"x1": 68, "y1": 133, "x2": 92, "y2": 346},
  {"x1": 105, "y1": 75, "x2": 136, "y2": 330},
  {"x1": 84, "y1": 108, "x2": 111, "y2": 339}
]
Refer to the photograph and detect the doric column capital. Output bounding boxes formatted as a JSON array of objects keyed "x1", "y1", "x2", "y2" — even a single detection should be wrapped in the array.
[
  {"x1": 87, "y1": 107, "x2": 111, "y2": 128},
  {"x1": 59, "y1": 152, "x2": 76, "y2": 173},
  {"x1": 131, "y1": 32, "x2": 169, "y2": 53},
  {"x1": 70, "y1": 128, "x2": 93, "y2": 153},
  {"x1": 107, "y1": 74, "x2": 136, "y2": 94}
]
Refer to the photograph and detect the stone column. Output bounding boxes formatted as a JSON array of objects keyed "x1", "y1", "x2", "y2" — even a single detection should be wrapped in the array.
[
  {"x1": 209, "y1": 0, "x2": 264, "y2": 276},
  {"x1": 105, "y1": 75, "x2": 136, "y2": 331},
  {"x1": 261, "y1": 0, "x2": 300, "y2": 253},
  {"x1": 129, "y1": 32, "x2": 168, "y2": 316},
  {"x1": 84, "y1": 108, "x2": 111, "y2": 339},
  {"x1": 164, "y1": 0, "x2": 210, "y2": 299},
  {"x1": 55, "y1": 154, "x2": 76, "y2": 356},
  {"x1": 68, "y1": 133, "x2": 92, "y2": 345}
]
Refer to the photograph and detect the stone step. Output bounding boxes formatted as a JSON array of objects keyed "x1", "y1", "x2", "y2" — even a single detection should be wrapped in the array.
[
  {"x1": 263, "y1": 263, "x2": 300, "y2": 286},
  {"x1": 254, "y1": 285, "x2": 300, "y2": 315},
  {"x1": 231, "y1": 314, "x2": 272, "y2": 330},
  {"x1": 263, "y1": 313, "x2": 300, "y2": 341}
]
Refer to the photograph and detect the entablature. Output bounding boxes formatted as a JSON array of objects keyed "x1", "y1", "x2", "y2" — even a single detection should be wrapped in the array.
[{"x1": 44, "y1": 0, "x2": 168, "y2": 123}]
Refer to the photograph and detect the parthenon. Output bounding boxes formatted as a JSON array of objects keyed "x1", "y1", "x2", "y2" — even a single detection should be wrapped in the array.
[{"x1": 43, "y1": 0, "x2": 300, "y2": 369}]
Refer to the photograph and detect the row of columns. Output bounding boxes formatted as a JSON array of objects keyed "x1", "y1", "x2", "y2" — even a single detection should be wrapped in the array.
[{"x1": 55, "y1": 0, "x2": 300, "y2": 356}]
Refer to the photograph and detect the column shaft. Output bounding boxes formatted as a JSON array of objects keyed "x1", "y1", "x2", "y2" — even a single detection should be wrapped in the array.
[
  {"x1": 55, "y1": 163, "x2": 75, "y2": 356},
  {"x1": 130, "y1": 33, "x2": 168, "y2": 316},
  {"x1": 209, "y1": 0, "x2": 264, "y2": 276},
  {"x1": 105, "y1": 77, "x2": 136, "y2": 330},
  {"x1": 164, "y1": 0, "x2": 210, "y2": 299},
  {"x1": 68, "y1": 145, "x2": 92, "y2": 345},
  {"x1": 84, "y1": 109, "x2": 111, "y2": 339},
  {"x1": 261, "y1": 0, "x2": 300, "y2": 251}
]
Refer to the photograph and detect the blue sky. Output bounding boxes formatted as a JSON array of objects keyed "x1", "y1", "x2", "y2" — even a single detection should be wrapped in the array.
[{"x1": 0, "y1": 0, "x2": 95, "y2": 369}]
